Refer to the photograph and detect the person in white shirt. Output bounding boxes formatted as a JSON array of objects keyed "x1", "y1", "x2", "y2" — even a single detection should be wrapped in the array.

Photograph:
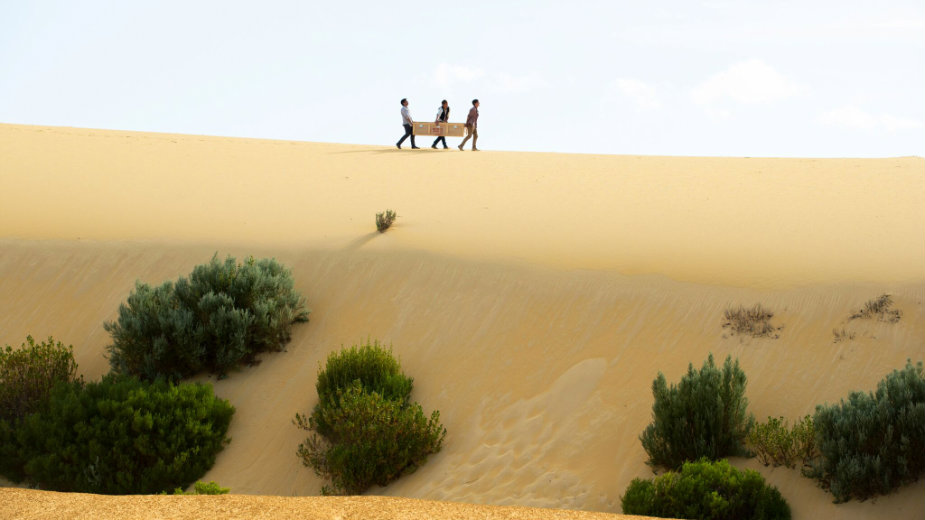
[{"x1": 396, "y1": 98, "x2": 419, "y2": 149}]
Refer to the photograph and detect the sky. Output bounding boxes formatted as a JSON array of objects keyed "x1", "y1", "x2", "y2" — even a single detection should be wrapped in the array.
[{"x1": 1, "y1": 1, "x2": 923, "y2": 157}]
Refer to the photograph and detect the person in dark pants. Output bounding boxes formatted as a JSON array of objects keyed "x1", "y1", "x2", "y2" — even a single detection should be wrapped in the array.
[
  {"x1": 431, "y1": 100, "x2": 450, "y2": 149},
  {"x1": 396, "y1": 98, "x2": 419, "y2": 149}
]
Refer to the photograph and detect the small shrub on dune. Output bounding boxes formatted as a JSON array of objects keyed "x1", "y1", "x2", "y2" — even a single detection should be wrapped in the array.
[
  {"x1": 746, "y1": 415, "x2": 817, "y2": 469},
  {"x1": 640, "y1": 354, "x2": 754, "y2": 469},
  {"x1": 621, "y1": 458, "x2": 791, "y2": 520},
  {"x1": 722, "y1": 304, "x2": 781, "y2": 338},
  {"x1": 375, "y1": 210, "x2": 397, "y2": 233},
  {"x1": 807, "y1": 360, "x2": 924, "y2": 502},
  {"x1": 294, "y1": 341, "x2": 446, "y2": 495},
  {"x1": 0, "y1": 335, "x2": 79, "y2": 423},
  {"x1": 1, "y1": 374, "x2": 234, "y2": 493},
  {"x1": 105, "y1": 254, "x2": 309, "y2": 381}
]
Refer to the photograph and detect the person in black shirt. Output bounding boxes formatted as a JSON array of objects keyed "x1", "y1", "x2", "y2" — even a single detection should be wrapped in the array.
[{"x1": 431, "y1": 100, "x2": 450, "y2": 149}]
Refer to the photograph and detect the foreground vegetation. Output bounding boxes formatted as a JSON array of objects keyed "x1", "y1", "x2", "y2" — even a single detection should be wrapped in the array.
[
  {"x1": 294, "y1": 341, "x2": 446, "y2": 495},
  {"x1": 621, "y1": 459, "x2": 790, "y2": 520},
  {"x1": 0, "y1": 337, "x2": 234, "y2": 494}
]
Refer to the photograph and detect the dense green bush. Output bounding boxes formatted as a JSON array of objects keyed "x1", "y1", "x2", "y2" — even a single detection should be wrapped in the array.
[
  {"x1": 747, "y1": 415, "x2": 816, "y2": 469},
  {"x1": 294, "y1": 341, "x2": 445, "y2": 495},
  {"x1": 621, "y1": 458, "x2": 790, "y2": 520},
  {"x1": 315, "y1": 341, "x2": 413, "y2": 404},
  {"x1": 0, "y1": 336, "x2": 79, "y2": 422},
  {"x1": 105, "y1": 254, "x2": 309, "y2": 380},
  {"x1": 169, "y1": 480, "x2": 231, "y2": 495},
  {"x1": 295, "y1": 383, "x2": 445, "y2": 495},
  {"x1": 0, "y1": 375, "x2": 234, "y2": 494},
  {"x1": 640, "y1": 354, "x2": 754, "y2": 469},
  {"x1": 807, "y1": 360, "x2": 924, "y2": 502}
]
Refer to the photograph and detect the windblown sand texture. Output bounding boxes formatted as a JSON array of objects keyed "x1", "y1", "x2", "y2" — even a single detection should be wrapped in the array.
[{"x1": 1, "y1": 123, "x2": 923, "y2": 520}]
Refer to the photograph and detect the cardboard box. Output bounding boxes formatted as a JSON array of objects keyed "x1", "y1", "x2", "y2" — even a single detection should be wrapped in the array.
[{"x1": 413, "y1": 122, "x2": 466, "y2": 137}]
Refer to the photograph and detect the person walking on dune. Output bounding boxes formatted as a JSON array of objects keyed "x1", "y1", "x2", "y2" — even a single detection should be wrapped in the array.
[
  {"x1": 397, "y1": 98, "x2": 419, "y2": 149},
  {"x1": 458, "y1": 99, "x2": 479, "y2": 151},
  {"x1": 432, "y1": 100, "x2": 450, "y2": 149}
]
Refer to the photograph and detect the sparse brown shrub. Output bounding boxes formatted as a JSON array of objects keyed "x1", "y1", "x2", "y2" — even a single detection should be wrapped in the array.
[
  {"x1": 849, "y1": 294, "x2": 901, "y2": 323},
  {"x1": 722, "y1": 304, "x2": 781, "y2": 338},
  {"x1": 832, "y1": 328, "x2": 856, "y2": 343}
]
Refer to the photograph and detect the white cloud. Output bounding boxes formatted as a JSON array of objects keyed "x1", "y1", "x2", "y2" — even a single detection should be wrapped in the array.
[
  {"x1": 427, "y1": 64, "x2": 549, "y2": 94},
  {"x1": 691, "y1": 59, "x2": 802, "y2": 106},
  {"x1": 817, "y1": 106, "x2": 924, "y2": 132},
  {"x1": 613, "y1": 78, "x2": 662, "y2": 111},
  {"x1": 432, "y1": 63, "x2": 485, "y2": 88},
  {"x1": 493, "y1": 72, "x2": 551, "y2": 93}
]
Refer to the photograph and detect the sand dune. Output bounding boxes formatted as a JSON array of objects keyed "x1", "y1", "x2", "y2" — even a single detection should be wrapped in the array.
[{"x1": 1, "y1": 124, "x2": 923, "y2": 519}]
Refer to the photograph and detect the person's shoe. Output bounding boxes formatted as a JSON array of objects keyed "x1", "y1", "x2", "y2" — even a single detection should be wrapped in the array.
[
  {"x1": 458, "y1": 144, "x2": 464, "y2": 150},
  {"x1": 411, "y1": 146, "x2": 420, "y2": 149},
  {"x1": 443, "y1": 145, "x2": 449, "y2": 149},
  {"x1": 431, "y1": 144, "x2": 437, "y2": 149},
  {"x1": 472, "y1": 148, "x2": 480, "y2": 151},
  {"x1": 396, "y1": 143, "x2": 401, "y2": 149}
]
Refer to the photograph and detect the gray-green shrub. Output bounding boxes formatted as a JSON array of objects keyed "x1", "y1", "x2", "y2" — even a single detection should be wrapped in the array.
[
  {"x1": 0, "y1": 336, "x2": 79, "y2": 422},
  {"x1": 807, "y1": 360, "x2": 924, "y2": 502},
  {"x1": 294, "y1": 341, "x2": 445, "y2": 495},
  {"x1": 105, "y1": 254, "x2": 308, "y2": 380},
  {"x1": 0, "y1": 374, "x2": 234, "y2": 493},
  {"x1": 640, "y1": 354, "x2": 754, "y2": 469},
  {"x1": 621, "y1": 458, "x2": 790, "y2": 520}
]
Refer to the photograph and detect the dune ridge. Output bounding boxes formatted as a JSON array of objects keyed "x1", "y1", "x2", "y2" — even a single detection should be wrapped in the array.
[{"x1": 1, "y1": 124, "x2": 924, "y2": 519}]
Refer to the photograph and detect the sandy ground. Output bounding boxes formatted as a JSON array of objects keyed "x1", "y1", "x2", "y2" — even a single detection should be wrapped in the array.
[{"x1": 1, "y1": 123, "x2": 924, "y2": 519}]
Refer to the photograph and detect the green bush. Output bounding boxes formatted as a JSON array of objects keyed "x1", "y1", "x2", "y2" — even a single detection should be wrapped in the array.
[
  {"x1": 747, "y1": 415, "x2": 816, "y2": 469},
  {"x1": 640, "y1": 354, "x2": 754, "y2": 469},
  {"x1": 376, "y1": 210, "x2": 397, "y2": 233},
  {"x1": 0, "y1": 375, "x2": 234, "y2": 494},
  {"x1": 0, "y1": 336, "x2": 79, "y2": 422},
  {"x1": 294, "y1": 341, "x2": 445, "y2": 495},
  {"x1": 295, "y1": 383, "x2": 445, "y2": 495},
  {"x1": 105, "y1": 254, "x2": 309, "y2": 381},
  {"x1": 621, "y1": 458, "x2": 790, "y2": 520},
  {"x1": 807, "y1": 360, "x2": 924, "y2": 502},
  {"x1": 315, "y1": 341, "x2": 413, "y2": 404},
  {"x1": 170, "y1": 480, "x2": 231, "y2": 495}
]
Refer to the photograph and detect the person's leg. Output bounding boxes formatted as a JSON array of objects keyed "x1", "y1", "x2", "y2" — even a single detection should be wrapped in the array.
[
  {"x1": 439, "y1": 136, "x2": 447, "y2": 148},
  {"x1": 410, "y1": 127, "x2": 418, "y2": 148},
  {"x1": 432, "y1": 136, "x2": 440, "y2": 148},
  {"x1": 471, "y1": 127, "x2": 478, "y2": 150},
  {"x1": 397, "y1": 124, "x2": 412, "y2": 147},
  {"x1": 459, "y1": 125, "x2": 472, "y2": 149}
]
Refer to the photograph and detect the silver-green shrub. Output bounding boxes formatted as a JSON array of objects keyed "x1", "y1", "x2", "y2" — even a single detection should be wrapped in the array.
[
  {"x1": 105, "y1": 254, "x2": 308, "y2": 380},
  {"x1": 807, "y1": 360, "x2": 924, "y2": 502}
]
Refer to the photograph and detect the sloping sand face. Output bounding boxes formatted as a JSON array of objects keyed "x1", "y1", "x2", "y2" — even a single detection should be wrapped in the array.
[{"x1": 1, "y1": 124, "x2": 923, "y2": 519}]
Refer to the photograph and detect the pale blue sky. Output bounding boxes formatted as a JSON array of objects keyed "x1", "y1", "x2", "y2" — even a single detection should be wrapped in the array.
[{"x1": 2, "y1": 1, "x2": 923, "y2": 157}]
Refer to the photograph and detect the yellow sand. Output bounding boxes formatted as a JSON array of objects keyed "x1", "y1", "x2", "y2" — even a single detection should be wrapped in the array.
[{"x1": 1, "y1": 123, "x2": 923, "y2": 520}]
